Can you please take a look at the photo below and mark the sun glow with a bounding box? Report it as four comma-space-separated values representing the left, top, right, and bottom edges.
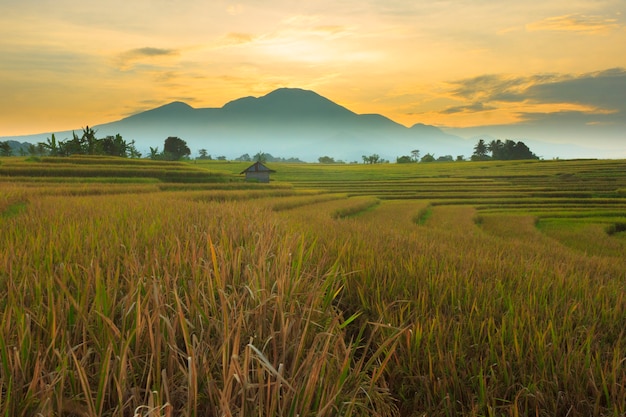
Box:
0, 0, 624, 145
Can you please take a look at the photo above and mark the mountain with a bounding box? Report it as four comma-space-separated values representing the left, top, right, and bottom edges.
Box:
1, 88, 470, 161
222, 88, 357, 121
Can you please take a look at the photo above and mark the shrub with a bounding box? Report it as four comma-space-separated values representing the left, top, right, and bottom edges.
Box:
606, 222, 626, 235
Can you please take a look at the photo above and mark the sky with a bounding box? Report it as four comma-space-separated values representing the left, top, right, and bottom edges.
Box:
1, 0, 625, 154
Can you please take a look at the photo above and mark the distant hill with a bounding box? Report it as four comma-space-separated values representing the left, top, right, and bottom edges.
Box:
1, 88, 470, 161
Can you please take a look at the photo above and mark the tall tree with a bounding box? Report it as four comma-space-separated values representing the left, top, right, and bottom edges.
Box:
254, 151, 268, 163
487, 140, 503, 159
420, 153, 436, 162
163, 137, 190, 160
472, 139, 489, 160
101, 134, 128, 157
197, 149, 211, 160
362, 154, 381, 164
63, 131, 84, 155
149, 147, 160, 160
82, 126, 98, 155
127, 140, 142, 158
0, 141, 12, 157
41, 134, 59, 156
511, 141, 538, 160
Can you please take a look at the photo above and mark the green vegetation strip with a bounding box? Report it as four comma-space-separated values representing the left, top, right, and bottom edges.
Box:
332, 197, 381, 218
1, 201, 27, 218
413, 205, 433, 225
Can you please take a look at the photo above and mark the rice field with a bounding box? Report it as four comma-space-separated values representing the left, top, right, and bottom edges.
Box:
0, 156, 625, 416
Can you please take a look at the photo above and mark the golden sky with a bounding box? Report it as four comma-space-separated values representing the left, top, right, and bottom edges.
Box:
1, 0, 625, 137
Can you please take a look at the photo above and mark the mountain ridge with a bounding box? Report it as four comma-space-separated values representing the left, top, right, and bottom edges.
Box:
3, 87, 622, 160
3, 88, 469, 161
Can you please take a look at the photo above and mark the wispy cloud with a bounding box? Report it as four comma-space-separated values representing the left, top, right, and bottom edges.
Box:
117, 47, 180, 70
219, 32, 257, 46
444, 68, 626, 124
524, 68, 626, 118
526, 13, 621, 34
120, 47, 179, 61
127, 47, 178, 58
449, 74, 531, 101
441, 102, 496, 114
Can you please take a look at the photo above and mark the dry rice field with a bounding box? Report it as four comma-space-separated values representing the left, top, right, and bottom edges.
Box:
1, 156, 625, 416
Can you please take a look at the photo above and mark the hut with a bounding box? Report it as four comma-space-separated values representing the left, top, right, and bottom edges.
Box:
240, 161, 276, 183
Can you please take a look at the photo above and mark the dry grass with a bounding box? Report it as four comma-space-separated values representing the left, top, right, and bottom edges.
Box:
274, 201, 626, 416
0, 193, 401, 416
1, 157, 625, 416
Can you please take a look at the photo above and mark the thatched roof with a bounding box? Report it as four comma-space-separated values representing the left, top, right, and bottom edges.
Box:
240, 161, 276, 174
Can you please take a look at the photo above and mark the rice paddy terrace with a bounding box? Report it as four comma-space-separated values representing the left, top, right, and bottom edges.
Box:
1, 155, 625, 416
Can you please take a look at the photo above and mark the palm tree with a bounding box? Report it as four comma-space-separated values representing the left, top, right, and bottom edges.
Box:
42, 134, 59, 156
487, 139, 503, 159
473, 139, 488, 159
149, 146, 160, 160
82, 126, 98, 155
254, 151, 267, 163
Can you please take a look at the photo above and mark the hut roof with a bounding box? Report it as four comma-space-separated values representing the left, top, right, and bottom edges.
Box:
240, 161, 276, 174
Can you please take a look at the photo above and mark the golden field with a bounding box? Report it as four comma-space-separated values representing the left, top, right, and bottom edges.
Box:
0, 156, 625, 416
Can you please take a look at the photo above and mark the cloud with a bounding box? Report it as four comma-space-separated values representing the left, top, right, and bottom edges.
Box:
122, 47, 179, 59
448, 73, 570, 103
450, 74, 529, 101
441, 102, 496, 114
526, 13, 621, 34
220, 32, 257, 45
445, 68, 626, 125
117, 47, 180, 70
516, 110, 615, 126
524, 68, 626, 115
127, 46, 178, 57
0, 48, 96, 77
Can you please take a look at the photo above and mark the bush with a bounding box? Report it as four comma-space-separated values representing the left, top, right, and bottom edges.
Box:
606, 222, 626, 235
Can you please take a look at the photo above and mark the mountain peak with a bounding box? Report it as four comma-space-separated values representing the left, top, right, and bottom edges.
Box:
222, 87, 356, 119
161, 101, 193, 109
264, 87, 322, 99
120, 101, 194, 122
155, 101, 194, 111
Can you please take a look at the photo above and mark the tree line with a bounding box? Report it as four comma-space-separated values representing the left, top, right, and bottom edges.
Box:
2, 132, 540, 163
395, 150, 464, 163
385, 140, 537, 164
0, 128, 197, 161
0, 131, 307, 163
471, 139, 538, 161
12, 127, 144, 158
